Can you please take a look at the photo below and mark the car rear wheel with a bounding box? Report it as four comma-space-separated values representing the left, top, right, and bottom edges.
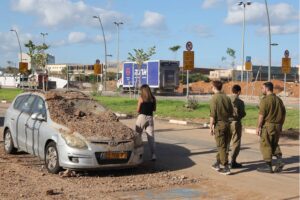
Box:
4, 129, 17, 154
45, 142, 61, 174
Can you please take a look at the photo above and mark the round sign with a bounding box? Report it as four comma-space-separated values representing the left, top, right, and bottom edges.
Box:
284, 50, 289, 58
186, 41, 193, 51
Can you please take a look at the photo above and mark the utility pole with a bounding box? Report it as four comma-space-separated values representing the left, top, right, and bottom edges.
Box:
238, 1, 251, 82
264, 0, 272, 81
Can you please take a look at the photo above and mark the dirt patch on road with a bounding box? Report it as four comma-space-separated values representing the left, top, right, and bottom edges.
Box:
45, 90, 135, 140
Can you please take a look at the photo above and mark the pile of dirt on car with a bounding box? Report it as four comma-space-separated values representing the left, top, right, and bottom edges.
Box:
45, 90, 135, 140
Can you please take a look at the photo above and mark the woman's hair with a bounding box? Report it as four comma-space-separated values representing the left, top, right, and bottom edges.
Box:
140, 84, 155, 102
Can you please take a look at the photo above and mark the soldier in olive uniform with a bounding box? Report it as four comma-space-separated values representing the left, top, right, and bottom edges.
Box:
256, 82, 286, 173
210, 81, 233, 175
230, 85, 246, 168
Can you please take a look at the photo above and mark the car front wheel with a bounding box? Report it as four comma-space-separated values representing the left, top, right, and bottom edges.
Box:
45, 142, 61, 174
4, 129, 17, 154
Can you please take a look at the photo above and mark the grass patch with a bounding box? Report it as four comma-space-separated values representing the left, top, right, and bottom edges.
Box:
95, 96, 299, 130
0, 88, 23, 102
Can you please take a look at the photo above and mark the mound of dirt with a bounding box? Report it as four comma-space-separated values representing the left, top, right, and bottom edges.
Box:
177, 80, 299, 97
45, 90, 135, 140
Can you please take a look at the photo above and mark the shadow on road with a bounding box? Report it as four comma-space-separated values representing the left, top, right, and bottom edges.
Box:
155, 127, 201, 133
83, 141, 197, 177
0, 117, 4, 127
231, 155, 300, 175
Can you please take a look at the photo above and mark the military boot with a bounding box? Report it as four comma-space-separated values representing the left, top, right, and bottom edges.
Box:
211, 161, 220, 171
274, 156, 285, 173
257, 162, 273, 173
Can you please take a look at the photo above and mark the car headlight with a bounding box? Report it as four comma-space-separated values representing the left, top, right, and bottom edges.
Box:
61, 133, 88, 149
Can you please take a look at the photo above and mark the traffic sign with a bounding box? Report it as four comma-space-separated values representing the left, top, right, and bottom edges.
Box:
245, 62, 252, 71
94, 63, 102, 74
281, 58, 291, 74
284, 50, 289, 58
186, 41, 193, 51
19, 62, 28, 74
183, 51, 194, 70
245, 56, 252, 71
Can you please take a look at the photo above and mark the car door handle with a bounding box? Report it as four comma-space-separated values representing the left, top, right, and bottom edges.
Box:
10, 118, 15, 121
25, 124, 29, 128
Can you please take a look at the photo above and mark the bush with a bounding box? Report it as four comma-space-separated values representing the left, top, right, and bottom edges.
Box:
180, 73, 209, 84
185, 97, 199, 110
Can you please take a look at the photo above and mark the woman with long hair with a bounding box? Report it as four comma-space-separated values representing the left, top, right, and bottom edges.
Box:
136, 84, 157, 161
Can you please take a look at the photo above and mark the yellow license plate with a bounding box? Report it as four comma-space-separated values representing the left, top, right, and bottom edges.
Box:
103, 152, 128, 159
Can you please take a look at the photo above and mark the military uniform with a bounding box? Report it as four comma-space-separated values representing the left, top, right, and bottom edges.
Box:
230, 95, 246, 163
259, 93, 285, 163
210, 92, 233, 166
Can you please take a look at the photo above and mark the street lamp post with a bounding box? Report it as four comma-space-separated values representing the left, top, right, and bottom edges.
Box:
238, 1, 251, 82
114, 21, 123, 85
10, 29, 22, 63
93, 15, 107, 90
264, 0, 272, 81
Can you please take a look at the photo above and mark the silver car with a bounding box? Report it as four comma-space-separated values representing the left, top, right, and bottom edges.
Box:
3, 91, 143, 173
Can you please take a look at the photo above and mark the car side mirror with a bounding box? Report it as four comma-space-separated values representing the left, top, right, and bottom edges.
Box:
31, 113, 46, 121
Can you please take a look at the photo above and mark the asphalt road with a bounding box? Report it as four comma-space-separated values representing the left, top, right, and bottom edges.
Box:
120, 118, 300, 199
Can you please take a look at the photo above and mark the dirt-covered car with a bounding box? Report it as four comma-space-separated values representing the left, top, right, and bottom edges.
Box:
3, 90, 143, 173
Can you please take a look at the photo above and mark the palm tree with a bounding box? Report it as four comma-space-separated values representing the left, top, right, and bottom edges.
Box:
169, 45, 181, 60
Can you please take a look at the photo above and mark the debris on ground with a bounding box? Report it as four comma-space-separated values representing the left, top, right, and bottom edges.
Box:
45, 90, 135, 140
59, 169, 78, 178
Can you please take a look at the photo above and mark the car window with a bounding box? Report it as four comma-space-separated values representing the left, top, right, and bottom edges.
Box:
13, 95, 29, 110
20, 95, 36, 114
32, 96, 47, 118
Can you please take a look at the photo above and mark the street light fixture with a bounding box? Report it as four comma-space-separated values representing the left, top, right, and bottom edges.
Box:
40, 32, 48, 44
113, 21, 123, 83
93, 15, 107, 90
238, 1, 251, 82
10, 29, 22, 63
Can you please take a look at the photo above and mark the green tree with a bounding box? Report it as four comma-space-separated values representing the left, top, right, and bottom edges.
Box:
128, 46, 156, 93
24, 40, 49, 72
226, 48, 236, 68
169, 45, 181, 60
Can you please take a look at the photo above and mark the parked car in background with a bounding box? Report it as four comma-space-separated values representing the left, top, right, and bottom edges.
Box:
3, 91, 144, 174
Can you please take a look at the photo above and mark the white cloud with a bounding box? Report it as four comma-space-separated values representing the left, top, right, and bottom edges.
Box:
258, 25, 299, 35
189, 25, 213, 37
140, 11, 167, 30
68, 32, 87, 43
225, 2, 299, 26
224, 2, 299, 36
202, 0, 223, 9
0, 30, 34, 66
11, 0, 127, 29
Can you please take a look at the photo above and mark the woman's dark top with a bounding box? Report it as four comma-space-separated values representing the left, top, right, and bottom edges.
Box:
139, 99, 156, 116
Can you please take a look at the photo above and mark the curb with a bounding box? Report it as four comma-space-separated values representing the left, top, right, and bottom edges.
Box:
114, 113, 133, 120
169, 119, 187, 125
244, 128, 256, 135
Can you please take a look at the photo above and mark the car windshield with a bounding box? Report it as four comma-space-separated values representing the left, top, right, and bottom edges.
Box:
45, 90, 135, 140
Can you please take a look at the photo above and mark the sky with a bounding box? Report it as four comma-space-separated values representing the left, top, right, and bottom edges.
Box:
0, 0, 299, 69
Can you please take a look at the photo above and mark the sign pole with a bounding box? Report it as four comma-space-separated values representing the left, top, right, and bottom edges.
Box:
246, 71, 249, 99
284, 73, 286, 100
186, 70, 189, 99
